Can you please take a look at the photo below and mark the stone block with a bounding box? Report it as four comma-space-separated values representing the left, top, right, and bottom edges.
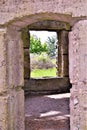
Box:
24, 77, 70, 94
15, 89, 25, 130
0, 96, 9, 130
58, 31, 69, 54
70, 86, 87, 130
6, 28, 24, 87
9, 88, 25, 130
24, 49, 30, 79
78, 90, 87, 130
21, 28, 30, 48
62, 55, 69, 77
0, 28, 7, 93
69, 20, 87, 84
29, 20, 70, 30
70, 89, 80, 130
57, 31, 69, 77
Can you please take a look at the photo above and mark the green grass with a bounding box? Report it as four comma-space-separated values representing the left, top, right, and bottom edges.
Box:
31, 68, 56, 78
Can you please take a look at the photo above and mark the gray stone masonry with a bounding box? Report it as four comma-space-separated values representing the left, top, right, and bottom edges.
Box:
0, 0, 87, 130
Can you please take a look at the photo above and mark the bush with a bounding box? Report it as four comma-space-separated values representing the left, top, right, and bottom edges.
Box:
30, 53, 56, 70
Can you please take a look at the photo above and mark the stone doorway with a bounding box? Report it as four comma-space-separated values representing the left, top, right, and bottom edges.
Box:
0, 9, 87, 129
21, 20, 71, 130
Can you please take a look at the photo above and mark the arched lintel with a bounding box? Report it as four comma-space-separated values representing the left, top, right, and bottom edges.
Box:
5, 12, 81, 31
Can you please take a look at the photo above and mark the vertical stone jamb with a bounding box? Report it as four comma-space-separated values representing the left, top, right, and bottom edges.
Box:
21, 28, 30, 79
6, 26, 25, 130
69, 20, 87, 130
57, 30, 69, 77
0, 28, 9, 130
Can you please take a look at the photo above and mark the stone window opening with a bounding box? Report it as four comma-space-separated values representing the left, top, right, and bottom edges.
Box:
22, 20, 71, 95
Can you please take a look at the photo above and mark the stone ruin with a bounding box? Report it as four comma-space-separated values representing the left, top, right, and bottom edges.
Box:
0, 0, 87, 130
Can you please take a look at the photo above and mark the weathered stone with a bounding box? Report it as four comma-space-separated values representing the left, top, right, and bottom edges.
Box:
8, 89, 25, 130
70, 88, 87, 130
0, 96, 9, 130
23, 77, 70, 94
0, 1, 87, 130
69, 20, 87, 130
0, 0, 87, 27
29, 20, 70, 31
21, 28, 30, 48
22, 28, 30, 79
0, 28, 7, 94
6, 27, 24, 87
69, 20, 87, 84
70, 89, 80, 130
24, 49, 30, 79
59, 31, 69, 54
62, 55, 69, 77
57, 31, 69, 77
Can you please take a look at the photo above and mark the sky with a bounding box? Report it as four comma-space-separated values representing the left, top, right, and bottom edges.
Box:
30, 31, 57, 44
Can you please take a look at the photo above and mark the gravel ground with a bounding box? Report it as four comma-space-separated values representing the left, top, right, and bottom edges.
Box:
25, 93, 70, 130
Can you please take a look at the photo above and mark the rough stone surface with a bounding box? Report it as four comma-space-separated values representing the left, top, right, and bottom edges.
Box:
0, 96, 9, 130
0, 1, 87, 130
28, 20, 70, 31
0, 27, 25, 130
0, 28, 7, 94
6, 27, 24, 87
24, 49, 30, 79
22, 28, 30, 79
8, 89, 25, 130
69, 20, 87, 84
0, 0, 87, 27
24, 77, 70, 95
57, 31, 69, 77
69, 20, 87, 130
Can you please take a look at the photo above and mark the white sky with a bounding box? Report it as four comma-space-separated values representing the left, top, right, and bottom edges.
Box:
30, 31, 57, 44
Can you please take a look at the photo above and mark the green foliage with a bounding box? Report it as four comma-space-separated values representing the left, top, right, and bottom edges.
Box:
46, 36, 57, 57
30, 35, 48, 54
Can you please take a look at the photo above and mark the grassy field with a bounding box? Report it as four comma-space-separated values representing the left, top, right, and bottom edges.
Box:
31, 68, 56, 78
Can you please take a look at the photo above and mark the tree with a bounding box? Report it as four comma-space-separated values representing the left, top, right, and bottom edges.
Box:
30, 35, 48, 54
46, 36, 57, 57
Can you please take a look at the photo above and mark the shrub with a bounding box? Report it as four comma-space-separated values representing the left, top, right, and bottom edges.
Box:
30, 53, 56, 70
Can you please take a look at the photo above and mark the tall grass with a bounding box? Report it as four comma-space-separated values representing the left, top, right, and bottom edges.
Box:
31, 68, 56, 78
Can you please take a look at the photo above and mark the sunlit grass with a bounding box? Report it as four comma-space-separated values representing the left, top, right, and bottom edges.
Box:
31, 68, 56, 78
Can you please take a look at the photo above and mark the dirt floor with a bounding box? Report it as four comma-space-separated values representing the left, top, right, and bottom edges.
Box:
25, 93, 70, 130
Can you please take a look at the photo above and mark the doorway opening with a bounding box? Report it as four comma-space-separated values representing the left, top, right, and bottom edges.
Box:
21, 20, 71, 130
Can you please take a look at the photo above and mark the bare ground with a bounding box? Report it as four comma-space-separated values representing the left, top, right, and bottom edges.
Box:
25, 93, 70, 130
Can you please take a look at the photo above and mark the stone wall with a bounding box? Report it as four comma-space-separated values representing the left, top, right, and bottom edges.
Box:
24, 77, 70, 95
69, 20, 87, 130
57, 30, 69, 77
0, 0, 87, 130
0, 27, 25, 130
0, 0, 87, 27
21, 28, 30, 79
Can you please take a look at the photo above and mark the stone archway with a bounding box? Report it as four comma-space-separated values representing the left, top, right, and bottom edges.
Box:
0, 4, 87, 129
